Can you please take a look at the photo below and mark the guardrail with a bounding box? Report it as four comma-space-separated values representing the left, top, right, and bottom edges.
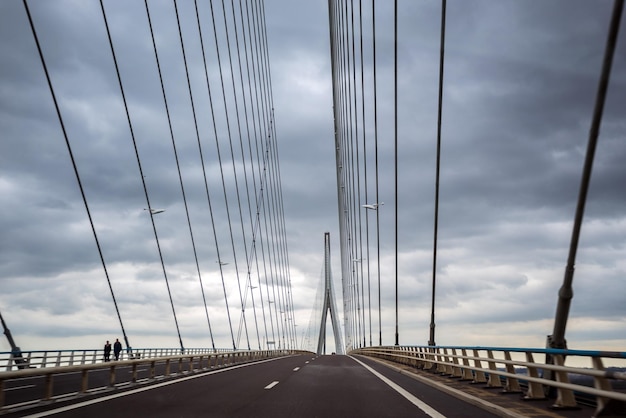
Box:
351, 345, 626, 417
0, 349, 309, 412
0, 347, 235, 371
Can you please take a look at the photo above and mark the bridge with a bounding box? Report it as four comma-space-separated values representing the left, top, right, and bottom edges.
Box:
1, 0, 625, 416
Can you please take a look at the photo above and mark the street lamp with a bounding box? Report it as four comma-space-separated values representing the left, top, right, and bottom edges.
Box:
362, 202, 384, 210
144, 208, 165, 214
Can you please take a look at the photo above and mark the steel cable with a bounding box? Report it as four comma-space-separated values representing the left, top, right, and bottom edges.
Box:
172, 0, 217, 350
231, 0, 266, 350
429, 0, 447, 347
217, 0, 253, 350
193, 0, 237, 351
249, 0, 283, 347
358, 0, 372, 348
23, 0, 134, 355
241, 0, 272, 349
207, 0, 250, 350
393, 0, 399, 347
371, 0, 382, 347
255, 0, 292, 348
144, 0, 199, 353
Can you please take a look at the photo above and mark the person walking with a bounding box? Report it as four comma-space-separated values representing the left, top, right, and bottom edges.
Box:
104, 340, 112, 362
113, 338, 122, 361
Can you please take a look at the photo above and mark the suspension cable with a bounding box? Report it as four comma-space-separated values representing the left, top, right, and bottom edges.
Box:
240, 0, 271, 349
258, 0, 294, 348
254, 0, 284, 347
172, 0, 216, 350
243, 0, 275, 347
247, 0, 279, 347
231, 0, 264, 350
253, 0, 286, 348
23, 0, 133, 354
550, 0, 624, 349
350, 0, 367, 349
429, 0, 447, 347
143, 0, 192, 353
97, 0, 136, 355
217, 0, 253, 351
193, 0, 237, 351
208, 0, 250, 350
358, 0, 372, 348
393, 0, 399, 347
369, 0, 382, 347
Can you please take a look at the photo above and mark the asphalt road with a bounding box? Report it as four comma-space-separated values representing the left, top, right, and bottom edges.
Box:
7, 354, 500, 417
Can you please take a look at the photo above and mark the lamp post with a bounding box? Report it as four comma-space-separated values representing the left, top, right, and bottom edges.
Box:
144, 208, 165, 214
362, 202, 384, 210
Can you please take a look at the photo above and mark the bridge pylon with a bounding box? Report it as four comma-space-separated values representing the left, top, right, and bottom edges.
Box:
316, 232, 344, 355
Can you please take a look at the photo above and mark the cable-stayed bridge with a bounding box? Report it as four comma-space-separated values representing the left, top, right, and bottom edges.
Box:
1, 0, 625, 416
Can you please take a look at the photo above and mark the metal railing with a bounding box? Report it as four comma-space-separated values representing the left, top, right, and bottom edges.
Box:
351, 345, 626, 417
0, 347, 235, 371
0, 349, 309, 411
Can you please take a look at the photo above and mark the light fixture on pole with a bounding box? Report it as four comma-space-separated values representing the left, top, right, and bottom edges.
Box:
144, 208, 165, 214
362, 202, 384, 210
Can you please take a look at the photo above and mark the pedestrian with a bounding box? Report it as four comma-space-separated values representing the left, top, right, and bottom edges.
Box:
104, 340, 112, 362
113, 338, 122, 361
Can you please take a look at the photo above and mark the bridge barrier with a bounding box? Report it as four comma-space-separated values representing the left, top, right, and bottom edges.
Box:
0, 347, 236, 371
351, 345, 626, 417
0, 349, 310, 411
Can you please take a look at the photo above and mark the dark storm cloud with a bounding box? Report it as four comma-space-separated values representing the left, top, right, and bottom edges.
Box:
0, 0, 624, 352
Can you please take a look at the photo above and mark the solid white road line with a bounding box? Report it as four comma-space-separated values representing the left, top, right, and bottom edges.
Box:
5, 384, 36, 391
350, 356, 446, 418
264, 381, 279, 389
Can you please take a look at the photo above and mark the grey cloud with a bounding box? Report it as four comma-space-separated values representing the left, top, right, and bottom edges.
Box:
1, 0, 624, 352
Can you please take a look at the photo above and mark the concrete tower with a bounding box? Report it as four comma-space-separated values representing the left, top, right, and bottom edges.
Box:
316, 232, 344, 355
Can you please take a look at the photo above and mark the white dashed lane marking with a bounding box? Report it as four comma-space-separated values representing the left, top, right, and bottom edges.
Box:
264, 381, 279, 389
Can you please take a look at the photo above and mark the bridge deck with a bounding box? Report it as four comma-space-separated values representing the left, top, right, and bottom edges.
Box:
4, 354, 603, 417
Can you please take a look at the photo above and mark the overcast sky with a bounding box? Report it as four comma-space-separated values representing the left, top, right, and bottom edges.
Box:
1, 0, 624, 354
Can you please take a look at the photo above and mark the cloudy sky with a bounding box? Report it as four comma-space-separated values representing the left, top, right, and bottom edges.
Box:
1, 0, 624, 355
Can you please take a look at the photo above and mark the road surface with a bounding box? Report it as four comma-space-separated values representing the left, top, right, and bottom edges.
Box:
7, 354, 502, 417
